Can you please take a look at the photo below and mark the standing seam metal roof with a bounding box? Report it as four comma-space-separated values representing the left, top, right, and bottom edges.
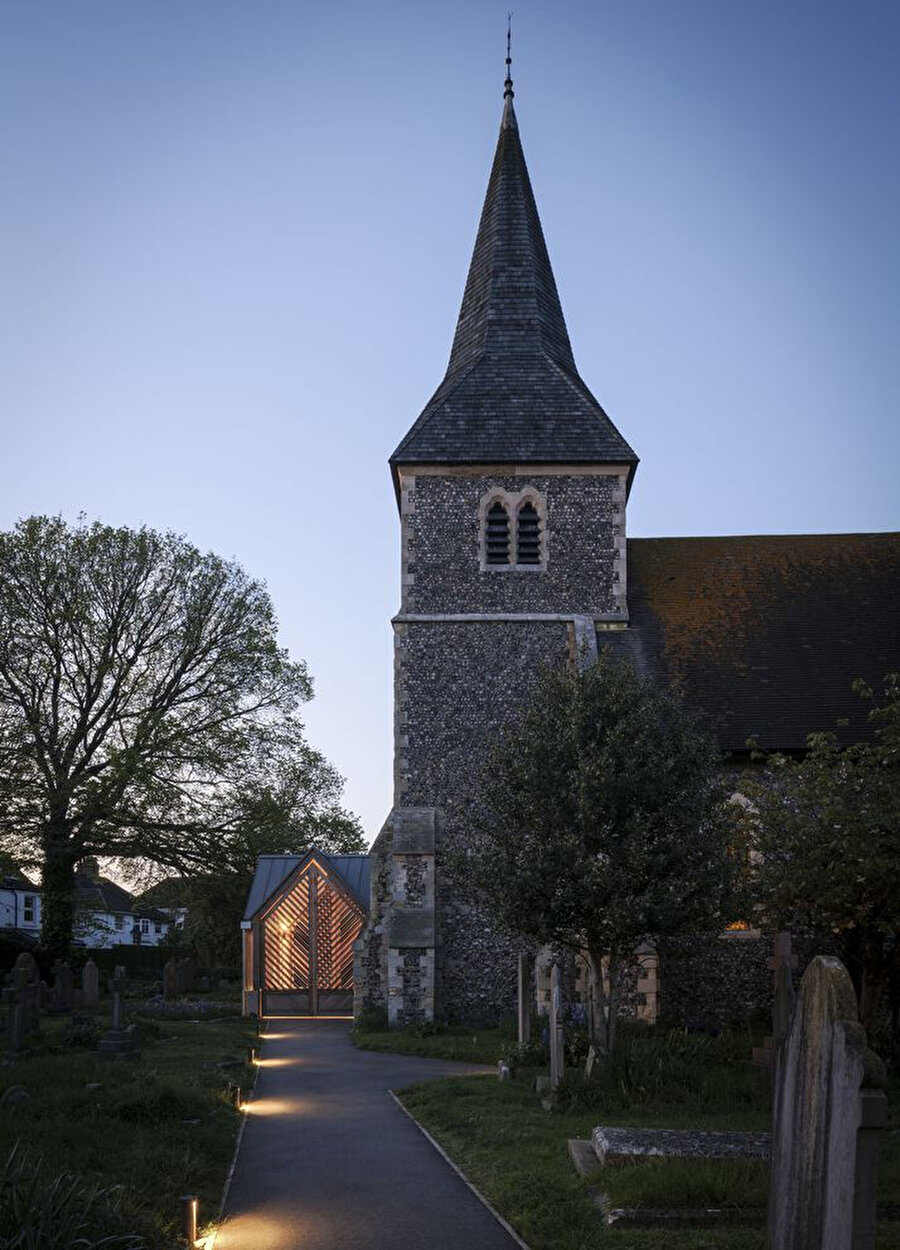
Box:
242, 853, 370, 921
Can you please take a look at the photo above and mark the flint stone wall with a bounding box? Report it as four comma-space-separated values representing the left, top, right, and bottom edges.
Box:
657, 933, 840, 1029
402, 474, 624, 616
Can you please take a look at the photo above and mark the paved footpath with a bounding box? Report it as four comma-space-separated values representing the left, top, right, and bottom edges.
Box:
215, 1019, 520, 1250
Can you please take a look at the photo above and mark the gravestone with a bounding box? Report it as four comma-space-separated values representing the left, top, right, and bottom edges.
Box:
768, 955, 887, 1250
549, 963, 565, 1089
49, 961, 74, 1015
82, 959, 100, 1008
98, 971, 139, 1059
2, 968, 31, 1056
754, 931, 799, 1069
163, 959, 178, 1002
14, 954, 40, 1034
176, 956, 196, 995
517, 952, 532, 1046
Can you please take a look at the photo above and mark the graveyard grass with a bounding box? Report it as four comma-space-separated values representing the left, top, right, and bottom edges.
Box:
0, 1003, 254, 1247
396, 1025, 900, 1250
354, 1022, 508, 1064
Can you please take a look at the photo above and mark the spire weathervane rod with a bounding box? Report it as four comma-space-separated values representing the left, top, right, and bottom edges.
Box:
504, 13, 514, 99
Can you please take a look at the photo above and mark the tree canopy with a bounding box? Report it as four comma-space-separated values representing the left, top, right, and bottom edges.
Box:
0, 515, 339, 956
741, 674, 900, 1030
464, 651, 739, 1055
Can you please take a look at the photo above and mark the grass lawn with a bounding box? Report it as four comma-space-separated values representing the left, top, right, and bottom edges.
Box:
395, 1026, 900, 1250
354, 1024, 508, 1064
0, 1002, 255, 1247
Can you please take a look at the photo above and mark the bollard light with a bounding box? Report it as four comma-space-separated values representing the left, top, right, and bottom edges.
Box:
232, 1083, 243, 1111
248, 1045, 258, 1065
180, 1194, 198, 1247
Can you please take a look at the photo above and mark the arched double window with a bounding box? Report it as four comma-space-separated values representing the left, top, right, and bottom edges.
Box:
481, 491, 546, 570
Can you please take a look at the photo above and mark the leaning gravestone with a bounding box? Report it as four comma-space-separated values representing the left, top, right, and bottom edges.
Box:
768, 955, 887, 1250
82, 959, 100, 1008
163, 959, 178, 1002
176, 956, 196, 995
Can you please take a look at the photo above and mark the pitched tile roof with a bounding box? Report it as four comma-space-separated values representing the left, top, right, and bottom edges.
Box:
390, 91, 637, 487
607, 533, 900, 753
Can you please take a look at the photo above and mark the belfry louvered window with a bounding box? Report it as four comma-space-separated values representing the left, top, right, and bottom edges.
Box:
516, 502, 541, 564
485, 501, 510, 564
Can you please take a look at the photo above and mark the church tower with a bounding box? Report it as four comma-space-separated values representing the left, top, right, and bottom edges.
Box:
356, 70, 638, 1025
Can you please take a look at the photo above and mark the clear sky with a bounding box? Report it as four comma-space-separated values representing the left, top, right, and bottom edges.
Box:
1, 1, 898, 843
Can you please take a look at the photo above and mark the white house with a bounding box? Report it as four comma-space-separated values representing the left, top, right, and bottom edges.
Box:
0, 874, 41, 941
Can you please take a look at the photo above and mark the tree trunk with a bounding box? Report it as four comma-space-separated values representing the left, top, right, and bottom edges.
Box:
585, 944, 623, 1059
40, 831, 77, 960
841, 926, 888, 1033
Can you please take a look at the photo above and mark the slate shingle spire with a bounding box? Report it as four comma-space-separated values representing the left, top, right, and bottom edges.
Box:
390, 70, 638, 491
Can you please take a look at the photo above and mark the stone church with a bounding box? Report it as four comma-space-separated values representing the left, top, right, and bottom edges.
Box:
243, 73, 898, 1026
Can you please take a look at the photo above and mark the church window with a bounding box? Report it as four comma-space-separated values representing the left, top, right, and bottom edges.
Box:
516, 501, 541, 564
485, 501, 510, 564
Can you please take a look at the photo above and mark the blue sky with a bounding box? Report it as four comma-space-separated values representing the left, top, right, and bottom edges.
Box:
1, 1, 897, 841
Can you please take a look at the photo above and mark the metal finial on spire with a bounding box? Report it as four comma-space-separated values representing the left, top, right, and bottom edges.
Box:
504, 13, 514, 99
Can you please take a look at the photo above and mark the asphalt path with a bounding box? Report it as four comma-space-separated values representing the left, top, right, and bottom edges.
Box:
215, 1018, 520, 1250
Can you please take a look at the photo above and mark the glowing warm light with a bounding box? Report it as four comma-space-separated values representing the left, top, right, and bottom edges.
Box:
256, 1056, 297, 1068
243, 1097, 308, 1116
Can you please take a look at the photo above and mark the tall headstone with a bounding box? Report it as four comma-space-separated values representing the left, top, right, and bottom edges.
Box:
98, 970, 138, 1059
49, 961, 74, 1015
549, 963, 565, 1089
754, 930, 800, 1068
14, 954, 40, 1033
517, 952, 532, 1047
768, 955, 887, 1250
82, 959, 100, 1008
163, 959, 178, 1002
176, 956, 196, 995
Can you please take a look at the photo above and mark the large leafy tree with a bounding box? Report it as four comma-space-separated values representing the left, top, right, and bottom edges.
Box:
163, 742, 365, 969
0, 515, 315, 957
742, 675, 900, 1030
465, 651, 739, 1057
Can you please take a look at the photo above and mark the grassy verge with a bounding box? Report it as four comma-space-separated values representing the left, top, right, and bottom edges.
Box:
354, 1024, 508, 1064
0, 1005, 254, 1247
396, 1025, 900, 1250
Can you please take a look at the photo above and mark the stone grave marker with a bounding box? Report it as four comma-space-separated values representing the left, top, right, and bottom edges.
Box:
163, 959, 178, 1002
517, 952, 532, 1046
14, 954, 40, 1034
49, 961, 74, 1015
2, 967, 31, 1056
98, 970, 139, 1059
82, 959, 100, 1008
753, 930, 799, 1069
176, 956, 196, 995
549, 962, 565, 1089
768, 955, 887, 1250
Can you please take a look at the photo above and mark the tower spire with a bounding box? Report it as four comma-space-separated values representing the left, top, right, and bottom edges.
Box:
504, 14, 514, 99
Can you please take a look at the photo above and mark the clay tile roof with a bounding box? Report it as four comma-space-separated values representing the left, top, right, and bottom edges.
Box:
390, 93, 637, 488
608, 533, 900, 753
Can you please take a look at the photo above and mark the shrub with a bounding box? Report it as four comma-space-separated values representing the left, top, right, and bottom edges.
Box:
0, 1144, 144, 1248
354, 1007, 389, 1032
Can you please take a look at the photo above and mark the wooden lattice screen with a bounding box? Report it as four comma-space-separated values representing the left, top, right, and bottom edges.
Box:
261, 858, 362, 1014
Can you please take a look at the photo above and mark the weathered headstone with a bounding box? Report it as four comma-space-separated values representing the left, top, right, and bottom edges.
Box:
163, 959, 178, 1002
2, 970, 29, 1056
176, 956, 196, 995
549, 962, 565, 1089
754, 931, 799, 1068
517, 952, 532, 1046
768, 955, 887, 1250
82, 959, 100, 1008
13, 954, 40, 1034
98, 971, 139, 1059
49, 961, 74, 1015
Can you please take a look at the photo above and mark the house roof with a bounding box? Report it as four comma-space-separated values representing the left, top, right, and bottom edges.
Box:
74, 873, 135, 915
390, 88, 637, 491
607, 532, 900, 753
0, 874, 37, 892
243, 853, 370, 921
137, 877, 189, 909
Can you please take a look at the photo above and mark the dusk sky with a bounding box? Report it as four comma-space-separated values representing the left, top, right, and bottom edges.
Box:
2, 1, 898, 842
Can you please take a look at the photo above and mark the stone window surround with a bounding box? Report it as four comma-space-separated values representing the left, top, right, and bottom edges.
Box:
478, 486, 548, 573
